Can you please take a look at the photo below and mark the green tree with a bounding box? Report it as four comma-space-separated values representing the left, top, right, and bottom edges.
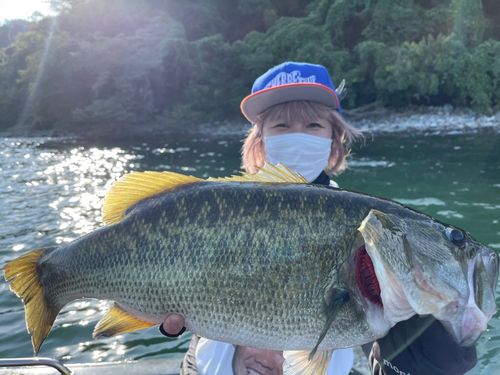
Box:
452, 0, 485, 46
1, 0, 499, 134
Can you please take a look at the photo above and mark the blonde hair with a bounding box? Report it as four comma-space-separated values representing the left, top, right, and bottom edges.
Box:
241, 101, 362, 175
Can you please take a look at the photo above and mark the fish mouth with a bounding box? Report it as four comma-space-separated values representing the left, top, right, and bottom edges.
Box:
438, 252, 497, 346
440, 299, 490, 346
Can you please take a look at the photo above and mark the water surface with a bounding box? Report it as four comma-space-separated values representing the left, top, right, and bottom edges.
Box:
0, 132, 498, 373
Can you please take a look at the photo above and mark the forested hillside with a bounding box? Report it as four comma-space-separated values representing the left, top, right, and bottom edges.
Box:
0, 0, 499, 134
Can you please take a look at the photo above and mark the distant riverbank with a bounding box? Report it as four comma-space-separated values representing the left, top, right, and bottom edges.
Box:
1, 105, 500, 141
156, 105, 500, 138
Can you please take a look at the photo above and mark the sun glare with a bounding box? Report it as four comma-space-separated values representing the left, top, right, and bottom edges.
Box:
0, 0, 54, 22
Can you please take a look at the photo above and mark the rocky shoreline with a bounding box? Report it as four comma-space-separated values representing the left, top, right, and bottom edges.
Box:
177, 105, 500, 138
346, 105, 500, 135
1, 106, 499, 140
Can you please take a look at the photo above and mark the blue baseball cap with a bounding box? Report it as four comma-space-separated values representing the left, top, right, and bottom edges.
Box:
240, 61, 341, 123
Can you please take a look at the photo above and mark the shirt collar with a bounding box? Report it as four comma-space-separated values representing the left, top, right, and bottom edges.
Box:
312, 171, 331, 186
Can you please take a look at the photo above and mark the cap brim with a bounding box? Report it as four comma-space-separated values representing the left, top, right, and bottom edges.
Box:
240, 83, 340, 123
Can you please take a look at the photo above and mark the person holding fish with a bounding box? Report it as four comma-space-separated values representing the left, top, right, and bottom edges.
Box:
160, 62, 479, 375
6, 62, 493, 375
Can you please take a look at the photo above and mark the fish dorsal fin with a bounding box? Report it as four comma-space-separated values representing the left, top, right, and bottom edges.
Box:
283, 350, 333, 375
103, 163, 304, 225
102, 171, 202, 224
208, 162, 307, 184
93, 303, 155, 338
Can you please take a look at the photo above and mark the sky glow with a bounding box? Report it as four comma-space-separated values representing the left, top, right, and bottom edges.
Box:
0, 0, 53, 22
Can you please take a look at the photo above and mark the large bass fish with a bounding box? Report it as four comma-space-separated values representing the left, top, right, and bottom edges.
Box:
4, 164, 498, 374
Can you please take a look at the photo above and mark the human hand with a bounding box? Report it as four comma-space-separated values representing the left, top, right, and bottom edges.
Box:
159, 313, 186, 337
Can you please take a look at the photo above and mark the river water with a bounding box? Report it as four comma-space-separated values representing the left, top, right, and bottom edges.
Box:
0, 131, 499, 373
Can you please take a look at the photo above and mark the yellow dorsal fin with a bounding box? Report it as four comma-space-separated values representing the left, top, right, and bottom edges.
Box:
283, 350, 333, 375
103, 163, 305, 225
208, 162, 307, 184
102, 171, 202, 224
93, 303, 156, 338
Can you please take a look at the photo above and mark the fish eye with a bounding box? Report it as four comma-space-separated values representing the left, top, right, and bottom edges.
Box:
445, 227, 466, 247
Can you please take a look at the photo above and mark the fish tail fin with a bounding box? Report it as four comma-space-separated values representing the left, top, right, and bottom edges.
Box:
3, 247, 61, 353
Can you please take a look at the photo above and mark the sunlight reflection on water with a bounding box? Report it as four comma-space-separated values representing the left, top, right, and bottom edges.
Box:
39, 147, 138, 240
0, 139, 150, 363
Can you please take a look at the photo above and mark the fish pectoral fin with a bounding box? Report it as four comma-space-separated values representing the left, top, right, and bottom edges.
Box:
208, 162, 307, 184
283, 350, 333, 375
102, 171, 202, 224
298, 288, 349, 367
93, 303, 156, 338
308, 288, 350, 359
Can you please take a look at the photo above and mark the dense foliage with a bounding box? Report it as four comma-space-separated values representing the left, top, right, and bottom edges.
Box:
0, 0, 499, 134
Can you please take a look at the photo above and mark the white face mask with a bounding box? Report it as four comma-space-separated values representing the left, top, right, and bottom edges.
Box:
264, 133, 332, 182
